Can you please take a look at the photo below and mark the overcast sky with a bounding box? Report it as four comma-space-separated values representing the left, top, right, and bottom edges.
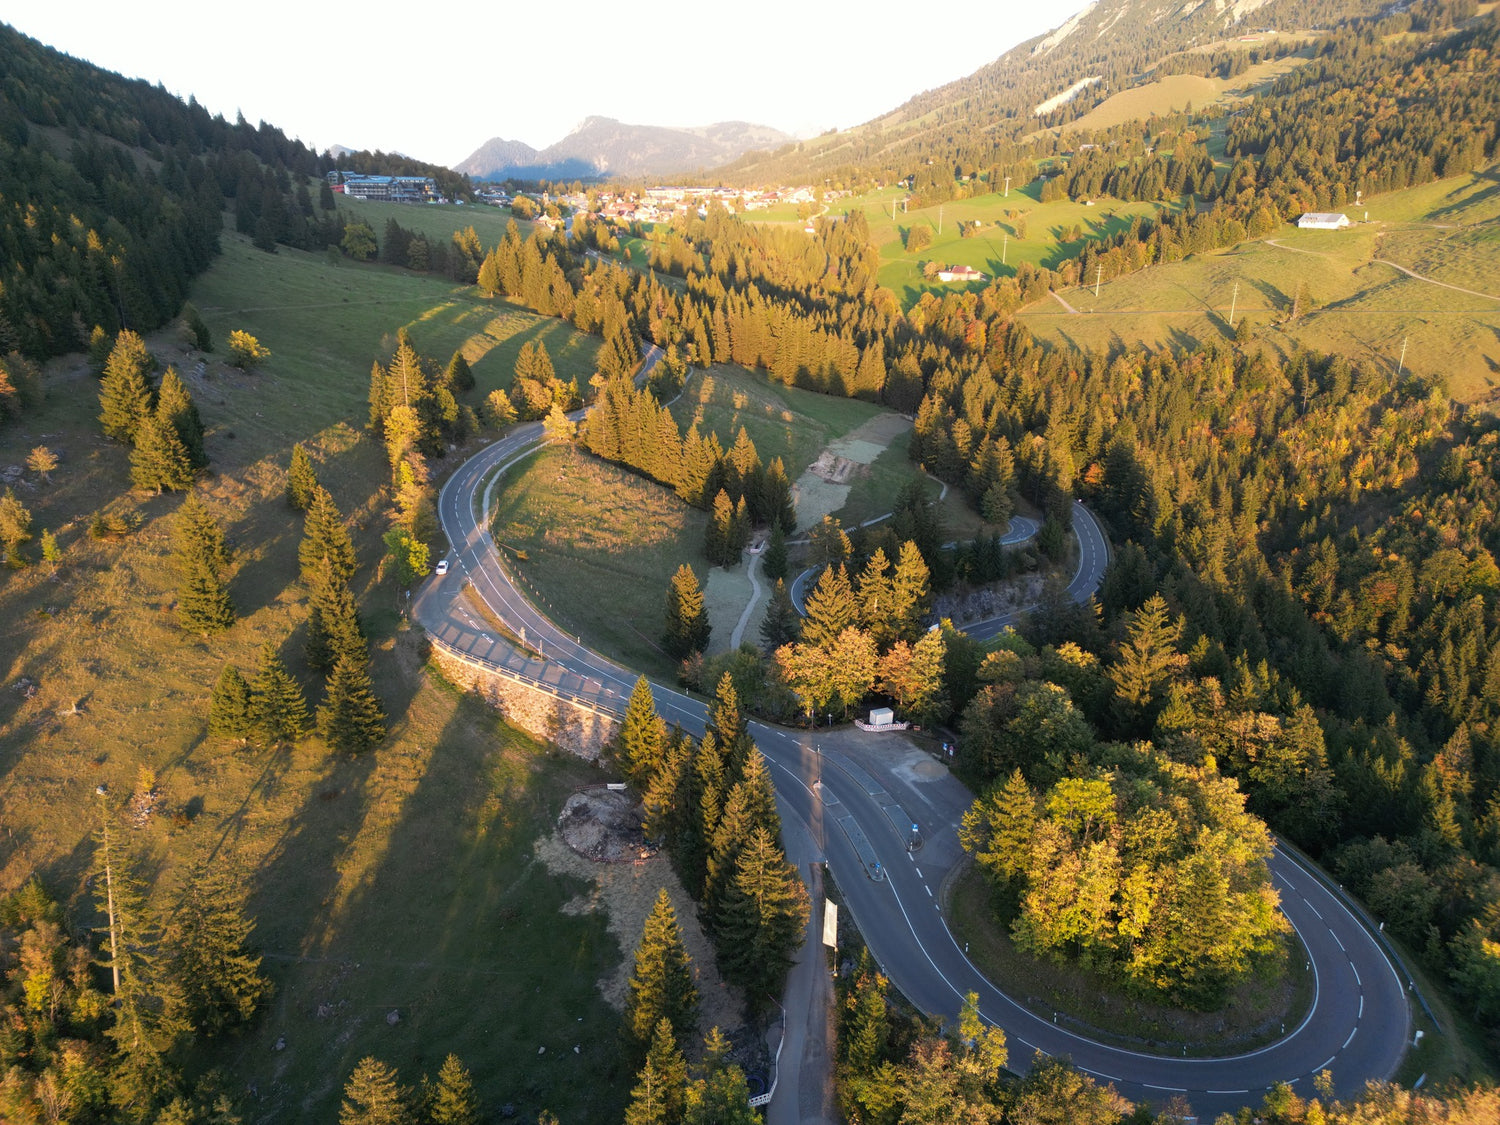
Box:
3, 1, 1091, 167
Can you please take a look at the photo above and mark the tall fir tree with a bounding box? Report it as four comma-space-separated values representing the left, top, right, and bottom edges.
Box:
130, 409, 195, 493
760, 579, 801, 652
802, 565, 857, 649
663, 564, 711, 660
249, 643, 309, 745
286, 443, 319, 510
425, 1054, 480, 1125
444, 351, 476, 395
98, 329, 155, 444
626, 889, 700, 1049
306, 558, 368, 674
208, 665, 254, 743
172, 493, 235, 633
626, 1019, 689, 1125
156, 367, 206, 469
299, 485, 357, 586
705, 489, 735, 566
615, 677, 668, 786
762, 522, 788, 582
713, 827, 809, 1013
164, 854, 270, 1035
340, 1057, 413, 1125
318, 655, 387, 754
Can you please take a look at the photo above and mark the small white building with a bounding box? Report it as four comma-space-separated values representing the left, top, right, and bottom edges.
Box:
937, 265, 987, 283
869, 707, 894, 727
1297, 212, 1351, 230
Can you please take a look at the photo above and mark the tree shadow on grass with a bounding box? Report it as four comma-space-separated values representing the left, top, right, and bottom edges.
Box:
238, 684, 631, 1124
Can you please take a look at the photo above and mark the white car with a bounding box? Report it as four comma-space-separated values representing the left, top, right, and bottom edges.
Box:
435, 559, 449, 576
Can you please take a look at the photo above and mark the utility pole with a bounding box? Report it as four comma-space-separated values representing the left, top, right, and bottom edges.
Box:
1398, 335, 1408, 376
1002, 233, 1008, 267
938, 205, 943, 236
1004, 175, 1011, 198
97, 785, 120, 994
1228, 280, 1239, 329
1094, 264, 1103, 298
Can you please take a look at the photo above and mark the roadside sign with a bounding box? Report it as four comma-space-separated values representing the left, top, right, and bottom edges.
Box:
822, 901, 838, 948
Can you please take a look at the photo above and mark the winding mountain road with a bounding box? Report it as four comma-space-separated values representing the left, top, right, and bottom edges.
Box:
413, 401, 1409, 1121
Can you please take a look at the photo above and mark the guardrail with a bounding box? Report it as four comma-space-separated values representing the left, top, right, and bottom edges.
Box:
748, 996, 787, 1109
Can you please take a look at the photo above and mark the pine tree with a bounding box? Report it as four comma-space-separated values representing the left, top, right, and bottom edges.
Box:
627, 1019, 689, 1125
760, 579, 801, 651
615, 677, 668, 786
445, 351, 476, 394
857, 548, 897, 646
130, 410, 195, 493
890, 540, 933, 644
426, 1054, 479, 1125
340, 1057, 413, 1125
209, 665, 254, 742
156, 367, 206, 468
762, 457, 797, 533
286, 443, 318, 510
627, 889, 700, 1049
762, 522, 788, 582
0, 487, 33, 563
98, 329, 155, 444
249, 643, 309, 745
318, 655, 387, 754
704, 489, 734, 566
306, 558, 368, 674
173, 493, 235, 633
164, 854, 270, 1034
714, 827, 809, 1013
802, 565, 857, 649
299, 485, 357, 586
181, 302, 213, 351
663, 564, 711, 660
708, 674, 754, 780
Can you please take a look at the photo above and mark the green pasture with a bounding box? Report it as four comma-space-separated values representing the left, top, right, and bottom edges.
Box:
1013, 167, 1500, 402
336, 197, 537, 247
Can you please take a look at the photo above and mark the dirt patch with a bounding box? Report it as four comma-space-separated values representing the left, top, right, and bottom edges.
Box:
557, 788, 656, 863
807, 451, 861, 485
534, 833, 745, 1041
792, 412, 912, 532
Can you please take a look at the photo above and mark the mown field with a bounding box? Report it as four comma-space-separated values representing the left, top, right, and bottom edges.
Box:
1014, 167, 1500, 402
0, 228, 631, 1122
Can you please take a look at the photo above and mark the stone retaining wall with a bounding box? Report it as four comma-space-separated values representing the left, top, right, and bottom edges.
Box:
428, 644, 618, 760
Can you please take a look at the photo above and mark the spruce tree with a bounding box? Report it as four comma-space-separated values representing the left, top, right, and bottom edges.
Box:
98, 329, 155, 444
445, 351, 476, 395
890, 540, 933, 643
705, 489, 734, 566
615, 677, 667, 786
286, 443, 318, 510
707, 674, 753, 780
130, 410, 195, 493
340, 1057, 412, 1125
626, 1019, 688, 1125
426, 1054, 479, 1125
209, 665, 254, 742
173, 493, 235, 633
760, 579, 801, 652
714, 827, 809, 1013
626, 889, 700, 1049
181, 302, 213, 351
857, 548, 897, 647
299, 485, 357, 586
164, 855, 270, 1034
802, 565, 857, 649
250, 643, 309, 745
762, 522, 788, 582
306, 558, 368, 674
663, 564, 710, 660
318, 655, 387, 754
156, 367, 206, 469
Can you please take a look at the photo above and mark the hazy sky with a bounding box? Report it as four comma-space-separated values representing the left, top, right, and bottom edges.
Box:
3, 1, 1090, 167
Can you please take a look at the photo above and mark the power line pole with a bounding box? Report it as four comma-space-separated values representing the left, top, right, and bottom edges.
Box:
1228, 280, 1239, 329
1002, 233, 1008, 267
938, 205, 943, 235
1004, 175, 1011, 198
1398, 335, 1408, 376
1094, 264, 1103, 298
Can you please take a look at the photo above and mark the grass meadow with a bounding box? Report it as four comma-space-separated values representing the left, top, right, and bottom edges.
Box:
1012, 167, 1500, 402
0, 228, 630, 1122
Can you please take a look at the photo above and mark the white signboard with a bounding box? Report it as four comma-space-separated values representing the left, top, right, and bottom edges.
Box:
822, 901, 838, 949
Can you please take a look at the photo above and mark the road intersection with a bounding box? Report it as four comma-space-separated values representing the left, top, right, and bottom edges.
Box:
413, 406, 1409, 1121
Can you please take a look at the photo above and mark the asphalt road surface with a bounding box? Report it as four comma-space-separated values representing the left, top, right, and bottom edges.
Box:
413, 411, 1409, 1122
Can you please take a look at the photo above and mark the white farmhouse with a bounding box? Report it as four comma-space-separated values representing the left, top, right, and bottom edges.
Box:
1297, 212, 1351, 230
